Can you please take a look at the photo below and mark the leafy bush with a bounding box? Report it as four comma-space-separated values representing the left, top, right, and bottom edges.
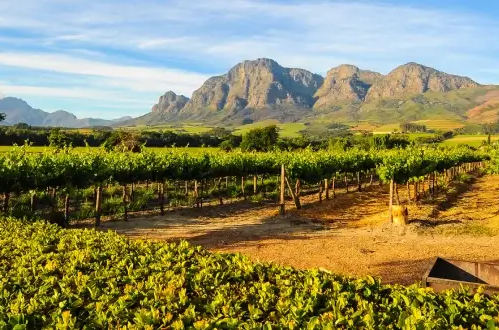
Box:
1, 219, 499, 329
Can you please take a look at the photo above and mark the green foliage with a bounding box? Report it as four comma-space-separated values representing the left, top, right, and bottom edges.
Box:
48, 128, 71, 149
400, 122, 427, 133
240, 125, 279, 151
1, 219, 499, 329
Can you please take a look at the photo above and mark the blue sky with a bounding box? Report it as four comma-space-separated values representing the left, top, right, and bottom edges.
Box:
0, 0, 498, 119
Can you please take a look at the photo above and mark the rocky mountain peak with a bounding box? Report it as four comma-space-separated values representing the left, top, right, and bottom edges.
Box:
180, 58, 323, 113
365, 62, 480, 101
314, 64, 383, 107
151, 91, 189, 114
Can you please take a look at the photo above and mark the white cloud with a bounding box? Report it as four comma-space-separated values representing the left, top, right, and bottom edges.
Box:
0, 52, 210, 96
0, 83, 147, 103
0, 0, 498, 118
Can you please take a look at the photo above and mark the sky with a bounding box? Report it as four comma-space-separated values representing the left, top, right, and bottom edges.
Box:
0, 0, 498, 119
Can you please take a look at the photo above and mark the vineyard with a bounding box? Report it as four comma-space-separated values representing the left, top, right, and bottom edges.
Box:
0, 145, 488, 226
1, 144, 499, 328
2, 219, 499, 329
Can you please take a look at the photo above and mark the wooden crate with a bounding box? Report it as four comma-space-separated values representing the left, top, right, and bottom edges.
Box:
422, 257, 499, 295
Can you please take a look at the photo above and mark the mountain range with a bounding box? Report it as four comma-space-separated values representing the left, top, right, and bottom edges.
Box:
2, 58, 498, 129
0, 97, 132, 128
128, 58, 499, 127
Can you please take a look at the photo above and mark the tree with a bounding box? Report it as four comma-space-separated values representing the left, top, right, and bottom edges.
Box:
102, 130, 142, 152
220, 134, 242, 151
240, 125, 279, 151
0, 113, 5, 122
48, 128, 71, 149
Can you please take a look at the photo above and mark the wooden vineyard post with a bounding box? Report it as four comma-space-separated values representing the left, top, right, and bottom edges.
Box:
395, 183, 400, 206
332, 176, 336, 199
389, 179, 394, 223
218, 178, 223, 205
357, 172, 361, 192
407, 182, 411, 204
30, 192, 36, 212
64, 193, 70, 228
95, 185, 102, 228
194, 180, 199, 208
225, 177, 229, 188
286, 177, 301, 209
369, 171, 374, 187
200, 180, 204, 209
123, 184, 128, 221
318, 181, 323, 203
130, 183, 135, 203
324, 178, 329, 200
279, 165, 285, 216
241, 176, 246, 200
159, 181, 165, 215
414, 181, 419, 202
295, 179, 301, 197
253, 175, 257, 195
345, 174, 349, 193
261, 175, 265, 197
184, 181, 188, 197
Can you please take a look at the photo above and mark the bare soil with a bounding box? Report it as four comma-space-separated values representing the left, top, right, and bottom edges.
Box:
97, 174, 499, 285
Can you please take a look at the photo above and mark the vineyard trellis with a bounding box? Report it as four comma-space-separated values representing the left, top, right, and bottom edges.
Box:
0, 145, 489, 226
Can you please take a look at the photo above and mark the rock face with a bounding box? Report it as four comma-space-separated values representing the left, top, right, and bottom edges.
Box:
151, 91, 189, 114
365, 62, 480, 101
314, 65, 382, 107
181, 58, 324, 113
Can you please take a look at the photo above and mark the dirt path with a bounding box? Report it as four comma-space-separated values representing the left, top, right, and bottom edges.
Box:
99, 174, 499, 285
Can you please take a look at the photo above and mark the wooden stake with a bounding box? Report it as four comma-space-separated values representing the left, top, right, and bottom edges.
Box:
332, 176, 336, 199
279, 165, 285, 216
194, 180, 199, 208
95, 185, 102, 227
345, 174, 349, 193
123, 184, 128, 221
64, 193, 70, 227
241, 176, 246, 200
407, 182, 411, 204
295, 179, 301, 197
159, 181, 165, 215
395, 182, 400, 205
253, 175, 257, 195
357, 172, 361, 192
389, 179, 394, 223
218, 178, 223, 205
30, 192, 36, 212
324, 178, 329, 200
286, 176, 301, 209
318, 181, 323, 203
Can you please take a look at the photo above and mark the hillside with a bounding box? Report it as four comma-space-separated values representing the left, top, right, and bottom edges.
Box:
129, 59, 496, 128
0, 97, 131, 128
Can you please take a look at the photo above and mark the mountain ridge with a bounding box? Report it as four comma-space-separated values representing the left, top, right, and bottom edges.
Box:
0, 97, 132, 128
134, 59, 490, 126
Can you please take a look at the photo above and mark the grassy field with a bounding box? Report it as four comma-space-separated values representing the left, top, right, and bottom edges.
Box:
372, 120, 465, 134
441, 135, 499, 147
233, 120, 306, 138
411, 119, 465, 131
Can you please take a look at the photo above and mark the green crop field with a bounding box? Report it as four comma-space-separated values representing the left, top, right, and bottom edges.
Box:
373, 120, 465, 134
411, 119, 465, 131
234, 120, 305, 138
442, 135, 499, 147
